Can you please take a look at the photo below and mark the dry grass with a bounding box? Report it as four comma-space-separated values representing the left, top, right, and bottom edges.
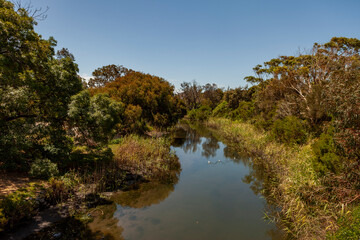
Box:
206, 118, 347, 239
111, 135, 180, 183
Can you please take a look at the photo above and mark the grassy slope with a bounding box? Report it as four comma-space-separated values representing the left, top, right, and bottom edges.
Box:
205, 118, 347, 239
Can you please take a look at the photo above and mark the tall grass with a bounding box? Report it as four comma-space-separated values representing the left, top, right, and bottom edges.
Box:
206, 118, 346, 239
111, 135, 180, 184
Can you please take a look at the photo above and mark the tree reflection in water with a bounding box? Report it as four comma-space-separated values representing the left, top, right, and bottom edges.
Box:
111, 182, 175, 208
88, 123, 285, 240
87, 203, 125, 240
173, 123, 285, 239
172, 123, 221, 159
86, 180, 177, 239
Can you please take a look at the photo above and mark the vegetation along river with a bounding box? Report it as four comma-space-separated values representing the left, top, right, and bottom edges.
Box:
89, 124, 284, 240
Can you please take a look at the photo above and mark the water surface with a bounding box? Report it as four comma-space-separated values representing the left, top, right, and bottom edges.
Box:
94, 124, 283, 240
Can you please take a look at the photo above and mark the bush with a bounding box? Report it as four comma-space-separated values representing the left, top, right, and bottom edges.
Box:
96, 166, 127, 192
270, 116, 308, 145
228, 101, 255, 121
312, 131, 341, 175
0, 208, 7, 231
212, 101, 230, 117
29, 158, 59, 180
68, 147, 114, 169
0, 188, 38, 229
188, 105, 212, 121
44, 178, 72, 204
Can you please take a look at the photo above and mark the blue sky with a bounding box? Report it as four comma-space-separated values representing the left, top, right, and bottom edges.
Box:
29, 0, 360, 89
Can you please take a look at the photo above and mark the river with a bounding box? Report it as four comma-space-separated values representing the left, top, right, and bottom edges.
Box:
88, 124, 284, 240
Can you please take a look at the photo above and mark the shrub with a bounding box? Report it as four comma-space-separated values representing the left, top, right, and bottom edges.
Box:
312, 131, 341, 175
270, 116, 308, 145
212, 101, 230, 117
96, 166, 127, 192
0, 188, 38, 228
44, 178, 72, 204
188, 105, 212, 121
0, 208, 7, 231
29, 158, 59, 180
228, 101, 255, 121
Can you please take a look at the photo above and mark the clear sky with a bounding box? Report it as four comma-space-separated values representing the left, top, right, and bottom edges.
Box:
29, 0, 360, 89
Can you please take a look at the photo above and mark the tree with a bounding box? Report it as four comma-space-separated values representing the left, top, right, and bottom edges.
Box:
202, 83, 223, 109
323, 38, 360, 160
179, 81, 203, 110
245, 37, 360, 160
90, 69, 186, 129
87, 64, 131, 88
245, 38, 360, 125
0, 0, 83, 168
68, 90, 124, 147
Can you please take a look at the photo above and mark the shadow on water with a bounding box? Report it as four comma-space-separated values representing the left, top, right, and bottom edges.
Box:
111, 182, 175, 208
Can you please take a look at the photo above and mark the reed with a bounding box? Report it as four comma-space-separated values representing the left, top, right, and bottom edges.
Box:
112, 135, 180, 184
206, 118, 346, 239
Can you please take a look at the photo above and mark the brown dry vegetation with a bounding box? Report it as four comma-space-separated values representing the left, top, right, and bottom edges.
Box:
111, 135, 180, 184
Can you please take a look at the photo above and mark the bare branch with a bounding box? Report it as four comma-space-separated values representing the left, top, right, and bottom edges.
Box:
11, 0, 49, 21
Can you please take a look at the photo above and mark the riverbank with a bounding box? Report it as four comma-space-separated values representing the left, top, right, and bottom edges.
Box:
0, 135, 179, 239
204, 118, 359, 239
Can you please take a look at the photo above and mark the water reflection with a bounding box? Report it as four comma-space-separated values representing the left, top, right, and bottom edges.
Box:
87, 123, 285, 240
111, 182, 175, 208
87, 203, 124, 240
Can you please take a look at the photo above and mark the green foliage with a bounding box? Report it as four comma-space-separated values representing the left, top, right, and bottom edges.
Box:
91, 69, 185, 129
96, 167, 126, 192
331, 206, 360, 240
212, 101, 230, 118
224, 86, 256, 109
0, 187, 38, 229
29, 158, 59, 180
311, 131, 340, 175
227, 101, 255, 121
0, 208, 6, 231
87, 64, 130, 88
68, 146, 114, 169
44, 178, 72, 204
270, 116, 308, 145
0, 1, 83, 169
188, 105, 212, 121
201, 83, 224, 109
179, 81, 203, 110
68, 90, 124, 147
